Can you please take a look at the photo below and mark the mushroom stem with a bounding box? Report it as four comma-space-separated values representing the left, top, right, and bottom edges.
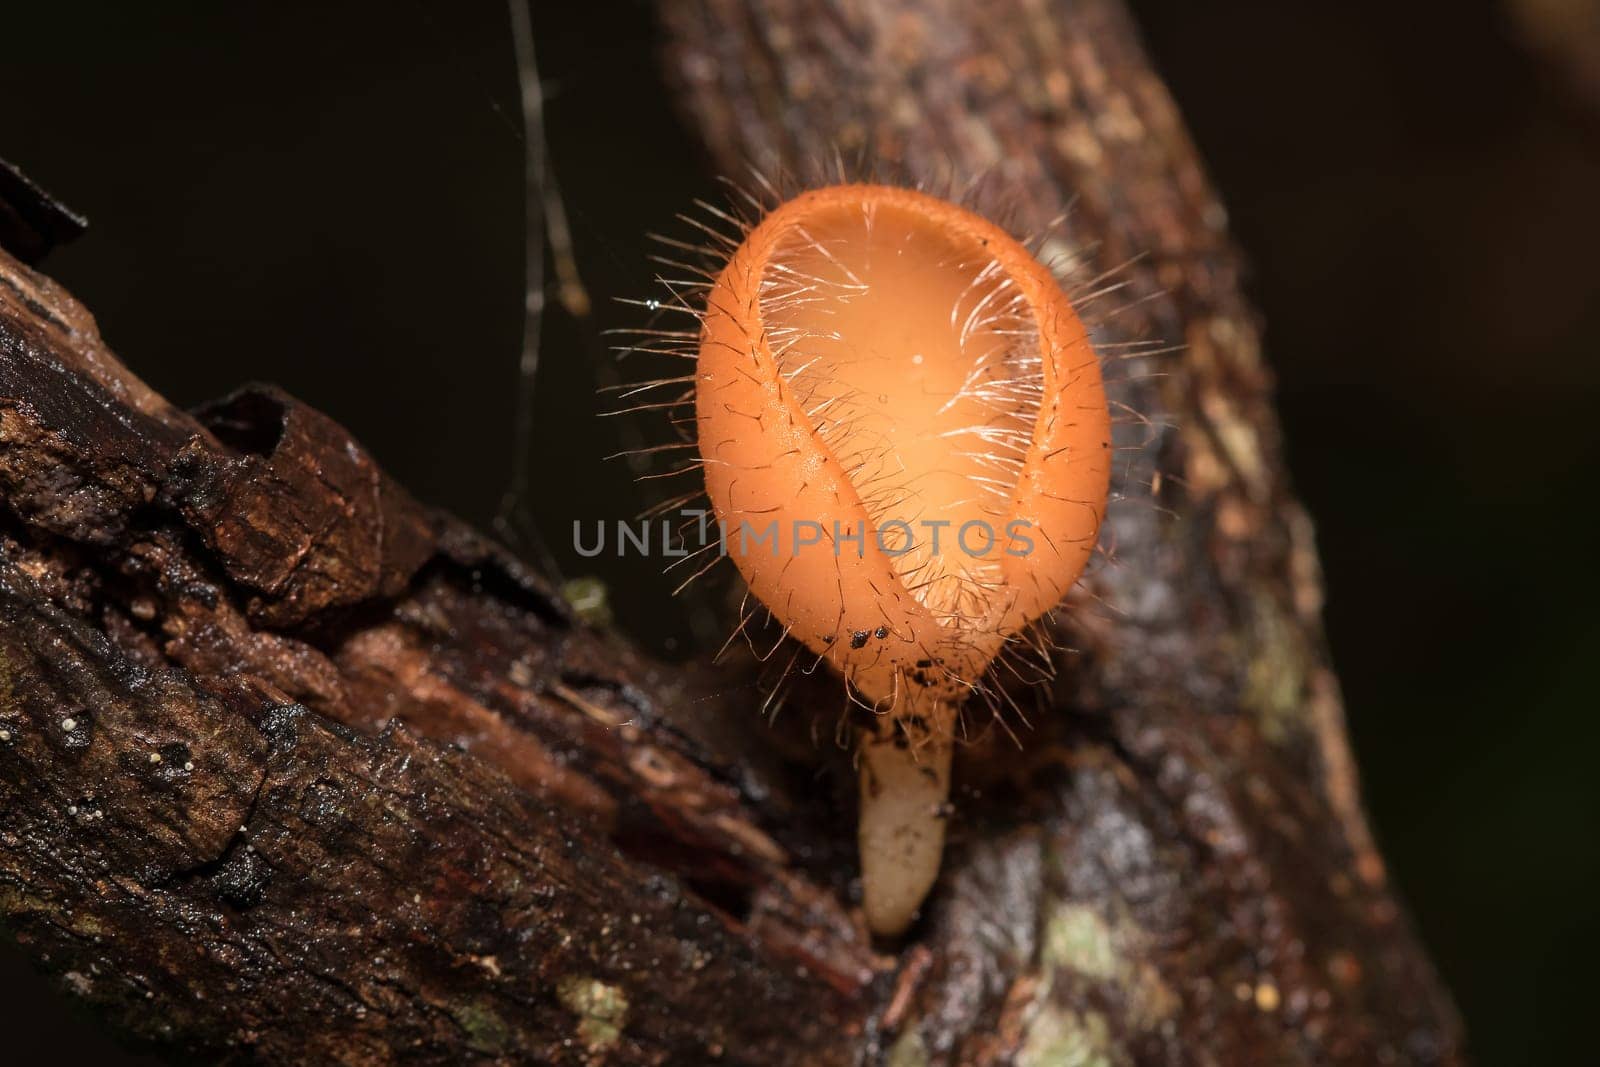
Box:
857, 701, 956, 937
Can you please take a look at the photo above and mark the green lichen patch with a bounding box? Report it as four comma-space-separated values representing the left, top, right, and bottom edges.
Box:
885, 1024, 930, 1067
1039, 900, 1178, 1035
557, 975, 629, 1052
1043, 904, 1118, 980
1243, 590, 1312, 744
1018, 1007, 1114, 1067
561, 578, 613, 627
449, 999, 512, 1054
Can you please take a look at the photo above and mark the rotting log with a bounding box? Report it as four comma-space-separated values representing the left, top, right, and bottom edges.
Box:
0, 0, 1463, 1063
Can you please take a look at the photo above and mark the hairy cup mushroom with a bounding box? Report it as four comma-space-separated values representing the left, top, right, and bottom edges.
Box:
693, 183, 1111, 935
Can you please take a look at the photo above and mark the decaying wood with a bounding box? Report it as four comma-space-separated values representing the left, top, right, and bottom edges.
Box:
0, 0, 1462, 1064
0, 157, 86, 267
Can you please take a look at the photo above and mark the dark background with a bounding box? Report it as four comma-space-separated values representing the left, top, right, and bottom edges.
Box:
2, 1, 1595, 1063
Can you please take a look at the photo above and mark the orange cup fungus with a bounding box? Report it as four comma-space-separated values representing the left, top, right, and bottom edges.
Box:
694, 184, 1111, 935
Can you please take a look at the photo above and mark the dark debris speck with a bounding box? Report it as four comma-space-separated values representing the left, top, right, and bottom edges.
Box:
211, 846, 273, 910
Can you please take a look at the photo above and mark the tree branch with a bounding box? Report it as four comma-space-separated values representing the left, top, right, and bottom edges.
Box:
0, 1, 1464, 1063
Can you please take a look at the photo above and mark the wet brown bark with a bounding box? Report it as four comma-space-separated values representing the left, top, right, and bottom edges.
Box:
0, 0, 1462, 1064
